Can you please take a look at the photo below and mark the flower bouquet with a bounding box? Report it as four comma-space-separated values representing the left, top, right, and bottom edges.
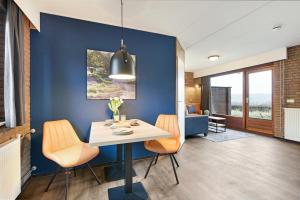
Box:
108, 97, 124, 122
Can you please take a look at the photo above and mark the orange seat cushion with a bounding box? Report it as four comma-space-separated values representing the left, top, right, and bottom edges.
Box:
144, 138, 180, 154
45, 143, 99, 168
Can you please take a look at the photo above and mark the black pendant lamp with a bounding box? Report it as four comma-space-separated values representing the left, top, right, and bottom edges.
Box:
109, 0, 135, 80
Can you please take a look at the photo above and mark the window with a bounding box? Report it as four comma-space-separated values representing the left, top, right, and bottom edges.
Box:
210, 72, 243, 117
248, 70, 272, 120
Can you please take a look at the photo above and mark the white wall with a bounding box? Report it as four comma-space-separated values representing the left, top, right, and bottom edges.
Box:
177, 58, 185, 146
194, 47, 287, 77
14, 0, 40, 31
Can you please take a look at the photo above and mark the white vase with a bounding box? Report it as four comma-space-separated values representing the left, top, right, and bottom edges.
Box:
113, 113, 120, 122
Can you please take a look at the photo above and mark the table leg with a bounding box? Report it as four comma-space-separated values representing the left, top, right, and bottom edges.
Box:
108, 143, 148, 200
124, 143, 132, 193
117, 144, 122, 164
104, 144, 137, 181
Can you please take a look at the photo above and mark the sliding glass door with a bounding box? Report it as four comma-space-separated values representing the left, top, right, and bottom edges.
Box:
210, 72, 244, 129
211, 72, 243, 117
245, 68, 273, 134
210, 66, 274, 134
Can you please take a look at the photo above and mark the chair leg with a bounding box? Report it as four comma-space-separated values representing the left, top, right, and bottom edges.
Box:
154, 153, 159, 165
65, 169, 71, 200
44, 171, 58, 192
87, 163, 101, 185
73, 167, 76, 177
169, 154, 179, 184
144, 154, 156, 178
171, 154, 179, 168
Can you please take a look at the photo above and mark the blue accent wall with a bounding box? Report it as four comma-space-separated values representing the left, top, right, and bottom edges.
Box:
30, 13, 176, 175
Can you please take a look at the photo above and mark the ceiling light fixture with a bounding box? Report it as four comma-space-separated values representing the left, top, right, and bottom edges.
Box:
272, 25, 282, 31
208, 55, 220, 61
109, 0, 136, 80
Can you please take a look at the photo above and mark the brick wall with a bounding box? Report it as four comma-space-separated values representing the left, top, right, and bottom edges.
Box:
273, 45, 300, 137
185, 72, 201, 109
273, 61, 282, 137
0, 13, 5, 120
284, 45, 300, 108
22, 14, 31, 184
272, 45, 300, 138
185, 72, 194, 87
0, 15, 31, 185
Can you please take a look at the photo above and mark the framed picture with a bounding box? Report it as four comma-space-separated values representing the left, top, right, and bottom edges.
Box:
87, 49, 136, 99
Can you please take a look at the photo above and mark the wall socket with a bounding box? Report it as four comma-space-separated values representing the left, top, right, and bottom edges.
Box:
286, 98, 295, 104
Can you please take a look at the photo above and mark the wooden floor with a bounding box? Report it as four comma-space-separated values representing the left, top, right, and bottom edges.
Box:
19, 135, 300, 200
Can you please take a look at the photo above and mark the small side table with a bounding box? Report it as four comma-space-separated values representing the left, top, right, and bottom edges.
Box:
208, 116, 226, 133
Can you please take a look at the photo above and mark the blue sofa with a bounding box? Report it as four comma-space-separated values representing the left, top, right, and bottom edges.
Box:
185, 115, 208, 137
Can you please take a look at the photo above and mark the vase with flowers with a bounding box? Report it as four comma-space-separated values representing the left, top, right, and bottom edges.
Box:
108, 97, 123, 122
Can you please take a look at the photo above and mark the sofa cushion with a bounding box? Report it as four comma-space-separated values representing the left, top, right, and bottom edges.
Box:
187, 105, 196, 114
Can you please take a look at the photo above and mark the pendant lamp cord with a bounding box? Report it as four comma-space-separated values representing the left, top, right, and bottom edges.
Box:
121, 0, 124, 47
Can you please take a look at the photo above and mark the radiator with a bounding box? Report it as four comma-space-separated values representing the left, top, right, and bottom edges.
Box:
0, 135, 21, 200
284, 108, 300, 142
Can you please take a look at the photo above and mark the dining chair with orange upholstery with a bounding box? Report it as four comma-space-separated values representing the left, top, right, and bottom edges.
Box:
144, 114, 181, 184
42, 120, 101, 200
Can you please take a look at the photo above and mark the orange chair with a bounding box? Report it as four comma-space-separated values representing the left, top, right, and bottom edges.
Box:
42, 120, 101, 200
144, 115, 180, 184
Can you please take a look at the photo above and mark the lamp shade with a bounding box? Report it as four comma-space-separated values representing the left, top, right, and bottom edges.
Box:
109, 47, 135, 80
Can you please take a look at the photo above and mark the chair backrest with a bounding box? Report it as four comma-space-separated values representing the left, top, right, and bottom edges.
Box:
155, 115, 180, 139
43, 120, 81, 155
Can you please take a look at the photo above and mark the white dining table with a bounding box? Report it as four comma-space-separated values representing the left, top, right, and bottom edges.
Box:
89, 119, 171, 200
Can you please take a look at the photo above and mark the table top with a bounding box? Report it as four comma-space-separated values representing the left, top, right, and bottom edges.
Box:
89, 119, 172, 147
208, 116, 226, 121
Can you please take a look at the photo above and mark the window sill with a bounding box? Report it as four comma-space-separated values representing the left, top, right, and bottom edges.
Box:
0, 126, 12, 133
0, 121, 8, 133
0, 124, 28, 144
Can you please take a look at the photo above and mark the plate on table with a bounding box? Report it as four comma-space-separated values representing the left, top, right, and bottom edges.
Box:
110, 122, 131, 129
130, 119, 140, 126
112, 128, 133, 135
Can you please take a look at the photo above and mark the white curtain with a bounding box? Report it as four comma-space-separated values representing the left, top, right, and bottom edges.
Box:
4, 0, 24, 128
4, 0, 15, 128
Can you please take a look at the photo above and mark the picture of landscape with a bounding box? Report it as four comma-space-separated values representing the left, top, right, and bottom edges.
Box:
87, 49, 136, 99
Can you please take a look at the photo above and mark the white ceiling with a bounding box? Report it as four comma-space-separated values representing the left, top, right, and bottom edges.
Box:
23, 0, 300, 72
